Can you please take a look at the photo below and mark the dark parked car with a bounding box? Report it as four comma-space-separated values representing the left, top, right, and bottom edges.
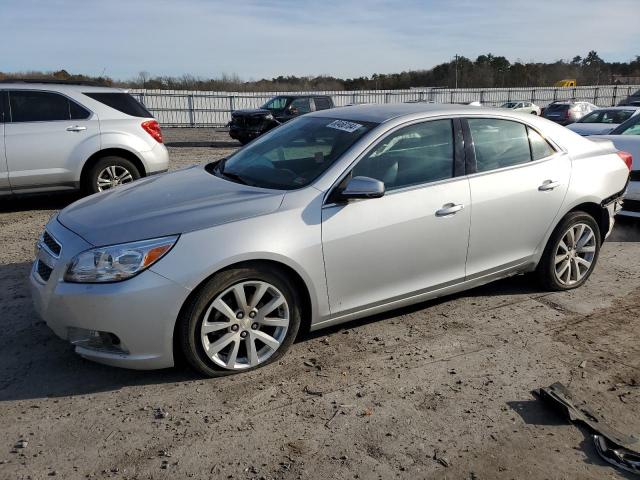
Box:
541, 101, 597, 126
228, 95, 334, 144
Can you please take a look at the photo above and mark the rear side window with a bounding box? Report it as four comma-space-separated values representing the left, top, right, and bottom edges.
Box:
527, 127, 556, 160
468, 118, 531, 172
9, 91, 89, 122
83, 92, 152, 118
314, 97, 332, 110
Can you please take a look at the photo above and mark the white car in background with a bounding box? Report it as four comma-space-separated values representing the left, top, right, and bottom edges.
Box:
590, 113, 640, 217
567, 107, 640, 136
500, 101, 541, 115
0, 80, 168, 196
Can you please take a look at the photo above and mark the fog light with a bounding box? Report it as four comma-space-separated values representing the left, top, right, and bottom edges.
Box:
67, 327, 126, 353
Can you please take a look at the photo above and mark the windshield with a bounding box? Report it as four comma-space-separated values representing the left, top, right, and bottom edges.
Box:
213, 116, 376, 189
261, 96, 289, 111
578, 109, 636, 124
610, 113, 640, 135
501, 102, 518, 108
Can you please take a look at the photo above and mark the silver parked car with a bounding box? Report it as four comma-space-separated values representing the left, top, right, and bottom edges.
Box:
499, 101, 541, 115
31, 104, 630, 376
566, 106, 640, 136
0, 80, 168, 195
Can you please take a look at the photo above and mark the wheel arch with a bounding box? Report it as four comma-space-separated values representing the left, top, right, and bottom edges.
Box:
172, 258, 314, 365
80, 148, 147, 190
566, 201, 610, 243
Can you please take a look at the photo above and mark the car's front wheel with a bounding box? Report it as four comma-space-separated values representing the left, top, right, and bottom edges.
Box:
536, 211, 601, 291
178, 265, 301, 377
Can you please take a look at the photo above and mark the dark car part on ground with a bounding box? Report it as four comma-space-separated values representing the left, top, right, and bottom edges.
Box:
536, 383, 640, 475
228, 95, 334, 144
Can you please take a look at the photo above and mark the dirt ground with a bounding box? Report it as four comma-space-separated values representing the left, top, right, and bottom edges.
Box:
1, 129, 639, 480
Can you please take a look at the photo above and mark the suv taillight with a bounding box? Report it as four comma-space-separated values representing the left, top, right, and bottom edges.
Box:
141, 120, 163, 143
617, 151, 633, 171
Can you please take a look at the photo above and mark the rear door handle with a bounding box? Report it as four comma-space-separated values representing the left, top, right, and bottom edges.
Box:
66, 125, 87, 132
436, 203, 464, 217
539, 180, 561, 191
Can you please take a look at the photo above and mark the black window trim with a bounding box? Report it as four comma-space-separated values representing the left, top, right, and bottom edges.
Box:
324, 116, 466, 206
6, 88, 93, 124
461, 116, 562, 178
0, 90, 7, 123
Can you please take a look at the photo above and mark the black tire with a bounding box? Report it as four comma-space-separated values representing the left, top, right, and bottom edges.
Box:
178, 265, 302, 377
85, 156, 141, 194
536, 211, 601, 291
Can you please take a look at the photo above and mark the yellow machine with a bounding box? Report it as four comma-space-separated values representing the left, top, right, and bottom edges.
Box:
554, 79, 577, 87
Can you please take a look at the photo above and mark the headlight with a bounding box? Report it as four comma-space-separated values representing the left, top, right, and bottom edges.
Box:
64, 235, 178, 283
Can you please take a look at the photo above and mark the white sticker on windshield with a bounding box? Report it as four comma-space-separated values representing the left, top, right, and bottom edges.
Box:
326, 120, 363, 133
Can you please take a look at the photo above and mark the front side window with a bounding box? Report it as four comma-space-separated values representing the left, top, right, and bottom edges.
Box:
261, 96, 288, 111
214, 116, 376, 190
9, 90, 84, 122
289, 98, 311, 114
468, 118, 531, 172
351, 119, 454, 191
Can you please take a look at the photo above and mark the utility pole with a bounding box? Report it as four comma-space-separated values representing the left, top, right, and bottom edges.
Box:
454, 54, 459, 89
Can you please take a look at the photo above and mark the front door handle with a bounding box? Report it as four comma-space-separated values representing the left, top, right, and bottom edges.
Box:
66, 125, 87, 132
436, 203, 464, 217
539, 180, 561, 191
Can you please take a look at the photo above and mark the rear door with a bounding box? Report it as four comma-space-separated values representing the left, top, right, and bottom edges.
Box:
0, 91, 9, 194
4, 90, 100, 192
464, 117, 570, 277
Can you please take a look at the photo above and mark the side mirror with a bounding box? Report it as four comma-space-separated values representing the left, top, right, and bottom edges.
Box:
289, 106, 299, 115
338, 176, 385, 200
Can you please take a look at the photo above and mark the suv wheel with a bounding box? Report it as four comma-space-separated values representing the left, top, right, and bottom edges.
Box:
536, 211, 601, 291
86, 156, 140, 194
178, 265, 302, 377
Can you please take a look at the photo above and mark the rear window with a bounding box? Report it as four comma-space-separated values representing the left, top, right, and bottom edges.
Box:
545, 104, 569, 113
83, 92, 152, 118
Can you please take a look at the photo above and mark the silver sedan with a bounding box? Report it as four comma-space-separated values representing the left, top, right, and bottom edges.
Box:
31, 104, 630, 376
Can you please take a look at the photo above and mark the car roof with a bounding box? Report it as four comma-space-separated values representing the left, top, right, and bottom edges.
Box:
308, 102, 482, 123
0, 82, 126, 93
591, 106, 640, 111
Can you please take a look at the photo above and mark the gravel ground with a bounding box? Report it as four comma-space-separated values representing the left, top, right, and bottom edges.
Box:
1, 128, 639, 480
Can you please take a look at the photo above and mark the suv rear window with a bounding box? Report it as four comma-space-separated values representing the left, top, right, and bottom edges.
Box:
83, 92, 152, 118
545, 104, 569, 113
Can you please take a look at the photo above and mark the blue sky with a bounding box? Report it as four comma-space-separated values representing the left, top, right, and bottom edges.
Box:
1, 0, 639, 80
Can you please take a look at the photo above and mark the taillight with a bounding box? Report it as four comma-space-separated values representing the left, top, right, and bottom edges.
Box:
141, 120, 163, 143
617, 151, 633, 171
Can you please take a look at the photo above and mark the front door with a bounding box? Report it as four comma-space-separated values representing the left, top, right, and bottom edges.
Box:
464, 117, 571, 277
4, 90, 99, 191
322, 118, 471, 315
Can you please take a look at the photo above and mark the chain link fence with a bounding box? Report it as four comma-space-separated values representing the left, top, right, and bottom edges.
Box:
129, 85, 640, 127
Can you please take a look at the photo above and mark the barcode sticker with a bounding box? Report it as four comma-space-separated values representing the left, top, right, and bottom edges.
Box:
326, 120, 363, 133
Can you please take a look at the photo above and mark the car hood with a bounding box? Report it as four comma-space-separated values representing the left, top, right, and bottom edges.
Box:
57, 166, 285, 246
566, 123, 618, 136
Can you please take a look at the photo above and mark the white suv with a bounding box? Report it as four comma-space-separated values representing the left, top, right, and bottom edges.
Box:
0, 81, 169, 196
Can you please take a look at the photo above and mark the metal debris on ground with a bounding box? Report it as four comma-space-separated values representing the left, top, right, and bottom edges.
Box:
536, 382, 640, 476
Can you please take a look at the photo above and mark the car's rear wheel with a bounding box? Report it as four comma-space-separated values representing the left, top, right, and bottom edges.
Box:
178, 265, 301, 377
86, 156, 140, 194
536, 212, 601, 291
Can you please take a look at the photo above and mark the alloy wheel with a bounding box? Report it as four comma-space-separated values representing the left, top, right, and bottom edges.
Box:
96, 165, 134, 191
554, 223, 596, 286
200, 280, 290, 370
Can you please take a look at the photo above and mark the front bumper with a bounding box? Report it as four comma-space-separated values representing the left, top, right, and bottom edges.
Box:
30, 218, 190, 370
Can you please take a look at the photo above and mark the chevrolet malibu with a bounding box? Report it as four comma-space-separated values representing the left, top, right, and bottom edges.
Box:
31, 104, 631, 377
